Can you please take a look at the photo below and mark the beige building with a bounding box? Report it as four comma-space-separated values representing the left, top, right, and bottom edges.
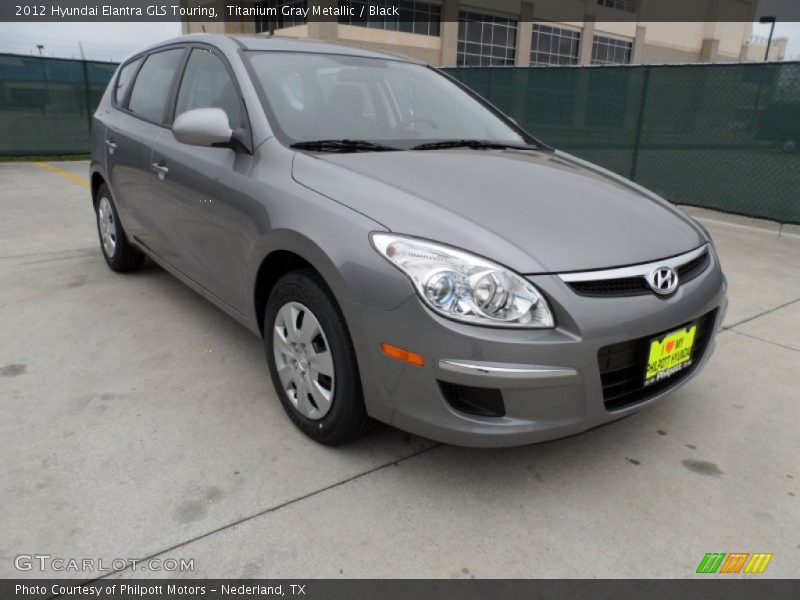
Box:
740, 34, 788, 62
183, 0, 773, 66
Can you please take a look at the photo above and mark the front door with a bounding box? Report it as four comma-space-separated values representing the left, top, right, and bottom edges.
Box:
150, 47, 252, 313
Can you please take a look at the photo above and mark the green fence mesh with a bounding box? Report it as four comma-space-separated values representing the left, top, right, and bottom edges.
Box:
445, 63, 800, 224
0, 53, 117, 156
1, 55, 798, 223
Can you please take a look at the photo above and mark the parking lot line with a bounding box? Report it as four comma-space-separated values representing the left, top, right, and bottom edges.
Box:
33, 161, 90, 188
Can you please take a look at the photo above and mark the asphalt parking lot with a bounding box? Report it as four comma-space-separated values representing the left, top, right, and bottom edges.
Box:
1, 160, 799, 579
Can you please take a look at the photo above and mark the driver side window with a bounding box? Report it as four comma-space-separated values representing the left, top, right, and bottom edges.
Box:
175, 48, 241, 129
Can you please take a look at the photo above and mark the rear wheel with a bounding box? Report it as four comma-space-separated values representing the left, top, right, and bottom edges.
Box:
95, 184, 144, 272
264, 269, 369, 445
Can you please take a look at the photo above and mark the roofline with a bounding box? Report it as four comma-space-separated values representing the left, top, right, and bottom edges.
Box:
233, 34, 425, 64
123, 33, 425, 66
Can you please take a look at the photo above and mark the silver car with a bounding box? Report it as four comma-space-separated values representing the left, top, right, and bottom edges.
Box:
90, 34, 727, 447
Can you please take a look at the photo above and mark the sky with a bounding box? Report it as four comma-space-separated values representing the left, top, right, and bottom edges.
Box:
0, 22, 182, 62
0, 18, 797, 62
752, 20, 800, 59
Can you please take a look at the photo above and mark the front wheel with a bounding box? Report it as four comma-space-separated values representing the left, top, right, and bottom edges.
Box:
264, 269, 369, 445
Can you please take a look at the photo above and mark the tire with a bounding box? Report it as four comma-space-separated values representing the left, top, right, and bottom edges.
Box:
95, 183, 144, 272
264, 269, 370, 445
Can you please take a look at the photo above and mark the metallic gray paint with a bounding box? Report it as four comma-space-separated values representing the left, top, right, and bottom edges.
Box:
90, 35, 727, 447
294, 149, 706, 273
172, 107, 233, 147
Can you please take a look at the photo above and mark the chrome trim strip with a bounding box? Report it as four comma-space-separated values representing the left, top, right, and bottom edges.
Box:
439, 359, 578, 380
558, 244, 708, 283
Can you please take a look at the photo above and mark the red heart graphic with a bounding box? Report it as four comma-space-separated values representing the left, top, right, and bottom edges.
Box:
665, 340, 676, 354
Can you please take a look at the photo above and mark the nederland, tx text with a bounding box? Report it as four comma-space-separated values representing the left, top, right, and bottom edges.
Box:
15, 584, 306, 596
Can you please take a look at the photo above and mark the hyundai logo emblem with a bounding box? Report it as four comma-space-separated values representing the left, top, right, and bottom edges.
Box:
649, 266, 679, 295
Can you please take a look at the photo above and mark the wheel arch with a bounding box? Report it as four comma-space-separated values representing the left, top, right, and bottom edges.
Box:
89, 164, 108, 208
251, 232, 351, 337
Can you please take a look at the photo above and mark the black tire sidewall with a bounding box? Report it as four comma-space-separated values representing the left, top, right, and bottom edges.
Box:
264, 270, 366, 445
95, 184, 142, 272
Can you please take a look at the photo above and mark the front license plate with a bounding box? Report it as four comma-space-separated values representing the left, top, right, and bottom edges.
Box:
645, 324, 697, 386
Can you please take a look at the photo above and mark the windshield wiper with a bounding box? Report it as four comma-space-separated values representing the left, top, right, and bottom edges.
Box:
411, 139, 538, 151
290, 139, 400, 153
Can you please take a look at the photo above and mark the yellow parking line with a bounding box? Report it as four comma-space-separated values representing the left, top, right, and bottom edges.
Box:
34, 161, 90, 188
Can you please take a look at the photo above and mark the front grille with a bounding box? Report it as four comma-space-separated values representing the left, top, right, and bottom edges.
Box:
567, 249, 710, 297
598, 309, 717, 411
569, 277, 650, 297
677, 251, 710, 284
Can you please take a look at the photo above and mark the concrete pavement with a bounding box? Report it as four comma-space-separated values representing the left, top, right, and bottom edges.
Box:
1, 161, 798, 579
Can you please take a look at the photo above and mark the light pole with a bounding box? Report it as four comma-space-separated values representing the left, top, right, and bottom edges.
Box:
759, 16, 776, 61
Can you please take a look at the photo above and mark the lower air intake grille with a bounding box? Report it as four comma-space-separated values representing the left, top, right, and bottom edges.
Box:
598, 309, 717, 411
438, 381, 505, 417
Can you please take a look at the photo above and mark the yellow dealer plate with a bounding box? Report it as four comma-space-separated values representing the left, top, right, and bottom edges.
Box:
645, 324, 697, 386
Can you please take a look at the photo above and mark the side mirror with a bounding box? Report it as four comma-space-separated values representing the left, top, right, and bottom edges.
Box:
173, 107, 233, 148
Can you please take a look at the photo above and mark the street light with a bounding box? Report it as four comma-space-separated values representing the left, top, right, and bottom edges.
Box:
759, 15, 776, 61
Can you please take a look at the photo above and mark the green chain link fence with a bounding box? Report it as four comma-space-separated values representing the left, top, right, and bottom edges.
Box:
0, 53, 117, 156
1, 54, 798, 223
444, 62, 800, 224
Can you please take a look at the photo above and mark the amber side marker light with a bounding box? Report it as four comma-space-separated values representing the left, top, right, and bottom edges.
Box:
381, 343, 426, 367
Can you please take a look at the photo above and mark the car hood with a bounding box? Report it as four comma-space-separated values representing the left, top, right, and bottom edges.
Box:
291, 148, 705, 274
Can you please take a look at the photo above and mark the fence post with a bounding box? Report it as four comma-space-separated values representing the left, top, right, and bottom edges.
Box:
629, 66, 651, 182
80, 59, 93, 141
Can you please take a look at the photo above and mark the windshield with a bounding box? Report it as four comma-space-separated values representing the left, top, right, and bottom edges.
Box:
245, 51, 527, 148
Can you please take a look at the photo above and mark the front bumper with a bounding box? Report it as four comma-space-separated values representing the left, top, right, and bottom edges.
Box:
339, 251, 728, 448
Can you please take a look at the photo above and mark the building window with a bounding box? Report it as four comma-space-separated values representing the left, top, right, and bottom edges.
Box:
457, 11, 518, 66
254, 0, 308, 33
338, 1, 441, 36
597, 0, 636, 12
591, 35, 632, 65
530, 24, 580, 66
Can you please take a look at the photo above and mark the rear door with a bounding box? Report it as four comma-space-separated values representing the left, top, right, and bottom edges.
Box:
150, 46, 253, 312
102, 54, 154, 242
108, 46, 187, 258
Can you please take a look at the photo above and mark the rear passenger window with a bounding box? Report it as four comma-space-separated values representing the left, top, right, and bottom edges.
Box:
115, 57, 142, 106
128, 48, 184, 124
175, 48, 241, 129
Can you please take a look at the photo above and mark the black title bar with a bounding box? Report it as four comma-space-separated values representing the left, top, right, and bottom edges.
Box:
2, 0, 800, 22
3, 579, 800, 600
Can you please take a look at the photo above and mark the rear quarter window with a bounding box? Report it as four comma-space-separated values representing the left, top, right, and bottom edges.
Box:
114, 57, 142, 106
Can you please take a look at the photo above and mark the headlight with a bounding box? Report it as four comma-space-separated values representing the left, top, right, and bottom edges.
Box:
371, 233, 554, 328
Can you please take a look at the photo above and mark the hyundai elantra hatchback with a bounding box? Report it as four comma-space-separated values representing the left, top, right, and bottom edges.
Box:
90, 35, 727, 447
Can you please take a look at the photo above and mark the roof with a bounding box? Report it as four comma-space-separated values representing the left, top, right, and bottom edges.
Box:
136, 33, 421, 64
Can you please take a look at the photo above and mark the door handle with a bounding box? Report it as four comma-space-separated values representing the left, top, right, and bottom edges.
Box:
151, 162, 169, 180
105, 139, 117, 154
